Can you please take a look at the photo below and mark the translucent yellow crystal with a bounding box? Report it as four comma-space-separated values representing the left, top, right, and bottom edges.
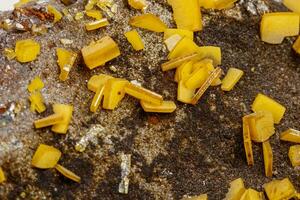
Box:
242, 116, 254, 166
31, 144, 62, 169
252, 93, 286, 124
140, 101, 176, 113
280, 128, 300, 143
181, 194, 207, 200
221, 68, 244, 91
168, 37, 199, 60
240, 189, 263, 200
164, 28, 194, 40
168, 0, 202, 31
86, 10, 103, 20
15, 39, 40, 63
164, 34, 182, 52
262, 140, 273, 177
29, 92, 46, 113
292, 36, 300, 54
177, 81, 195, 104
197, 46, 221, 65
174, 61, 193, 82
47, 5, 63, 23
81, 36, 120, 69
56, 48, 77, 81
103, 78, 129, 110
260, 12, 299, 44
55, 164, 81, 183
125, 30, 144, 51
283, 0, 300, 14
224, 178, 246, 200
128, 0, 147, 10
90, 85, 105, 112
88, 74, 113, 92
129, 14, 168, 32
124, 83, 163, 105
263, 178, 296, 200
0, 167, 6, 183
162, 53, 200, 71
85, 18, 109, 31
27, 76, 44, 92
4, 48, 16, 60
289, 145, 300, 167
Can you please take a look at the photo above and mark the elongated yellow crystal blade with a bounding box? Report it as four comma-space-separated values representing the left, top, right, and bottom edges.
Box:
140, 101, 176, 113
280, 129, 300, 143
262, 141, 273, 177
55, 164, 81, 183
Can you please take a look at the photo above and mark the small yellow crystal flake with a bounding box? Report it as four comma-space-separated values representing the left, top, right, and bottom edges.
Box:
197, 46, 222, 66
263, 178, 296, 200
129, 14, 168, 32
81, 36, 121, 69
140, 101, 176, 113
85, 18, 109, 31
292, 36, 300, 55
31, 144, 62, 169
221, 68, 244, 91
260, 12, 299, 44
15, 39, 40, 63
124, 83, 163, 105
55, 164, 81, 183
252, 93, 286, 124
56, 48, 77, 81
125, 30, 144, 51
29, 92, 46, 113
262, 140, 273, 177
283, 0, 300, 14
215, 0, 238, 10
27, 76, 44, 92
88, 74, 113, 92
280, 129, 300, 143
162, 53, 199, 71
164, 28, 194, 40
242, 116, 254, 166
0, 167, 6, 183
289, 145, 300, 167
86, 10, 103, 20
168, 0, 202, 31
240, 189, 263, 200
47, 5, 63, 23
4, 48, 16, 60
224, 178, 246, 200
181, 194, 207, 200
128, 0, 147, 10
168, 37, 199, 60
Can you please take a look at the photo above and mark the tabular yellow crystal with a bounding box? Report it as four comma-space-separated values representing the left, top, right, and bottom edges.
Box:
174, 61, 193, 82
4, 48, 16, 60
125, 30, 144, 51
292, 36, 300, 55
103, 78, 129, 110
128, 0, 147, 10
198, 0, 216, 9
140, 101, 176, 113
242, 116, 254, 166
215, 0, 237, 10
15, 39, 40, 63
280, 129, 300, 143
181, 194, 207, 200
51, 104, 73, 134
162, 53, 200, 71
221, 68, 244, 91
224, 178, 246, 200
164, 29, 194, 40
263, 178, 296, 200
85, 18, 109, 31
240, 189, 264, 200
27, 76, 44, 92
252, 93, 286, 124
197, 46, 221, 65
168, 37, 199, 60
129, 14, 168, 33
31, 144, 62, 169
283, 0, 300, 14
260, 12, 299, 44
88, 74, 113, 92
29, 92, 46, 113
124, 83, 163, 105
82, 36, 120, 69
47, 5, 63, 23
86, 10, 103, 20
0, 167, 6, 183
289, 145, 300, 167
168, 0, 202, 31
164, 34, 182, 52
56, 48, 77, 81
55, 164, 81, 183
177, 81, 195, 104
90, 85, 105, 112
262, 141, 273, 177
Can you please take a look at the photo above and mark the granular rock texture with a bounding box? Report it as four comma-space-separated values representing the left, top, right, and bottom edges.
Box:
0, 0, 300, 199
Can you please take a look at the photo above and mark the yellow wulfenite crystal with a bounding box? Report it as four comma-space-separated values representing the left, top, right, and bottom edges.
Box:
175, 61, 193, 82
240, 189, 263, 200
129, 14, 168, 32
199, 0, 215, 9
86, 10, 103, 20
14, 0, 35, 8
197, 46, 222, 65
263, 178, 296, 200
260, 12, 299, 44
125, 30, 144, 51
221, 68, 244, 91
224, 178, 246, 200
164, 28, 194, 40
215, 0, 238, 10
0, 167, 6, 183
262, 141, 273, 177
242, 116, 254, 166
128, 0, 147, 10
55, 164, 81, 183
29, 92, 46, 113
164, 34, 182, 52
88, 74, 113, 92
90, 85, 105, 112
4, 48, 16, 60
56, 48, 77, 81
280, 129, 300, 143
289, 145, 300, 167
47, 5, 63, 23
15, 39, 40, 63
168, 0, 202, 31
177, 81, 195, 104
27, 76, 44, 92
85, 18, 109, 31
168, 37, 198, 60
283, 0, 300, 14
181, 194, 207, 200
140, 101, 176, 113
82, 36, 120, 69
31, 144, 62, 169
292, 36, 300, 55
162, 53, 200, 71
252, 93, 286, 124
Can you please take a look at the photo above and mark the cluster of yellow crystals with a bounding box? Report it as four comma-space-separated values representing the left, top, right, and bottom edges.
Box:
87, 74, 176, 113
47, 5, 63, 23
56, 48, 77, 81
27, 77, 46, 113
32, 144, 80, 182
